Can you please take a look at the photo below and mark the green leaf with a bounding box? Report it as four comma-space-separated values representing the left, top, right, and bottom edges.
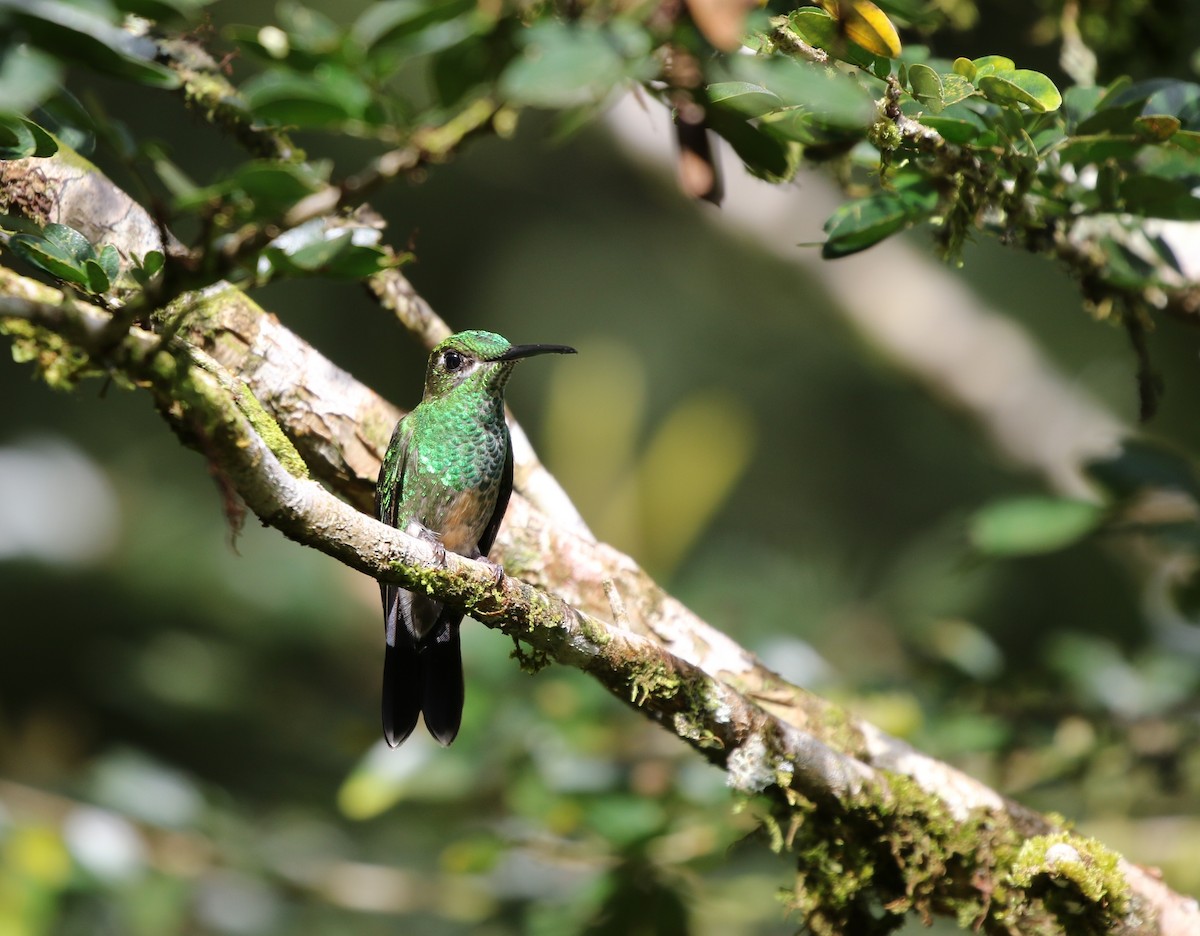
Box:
785, 8, 880, 69
119, 0, 214, 19
141, 250, 165, 277
971, 55, 1015, 78
1063, 83, 1107, 130
10, 0, 180, 89
729, 56, 874, 133
1170, 130, 1200, 154
0, 112, 59, 159
907, 63, 942, 111
275, 1, 342, 54
920, 109, 984, 143
968, 497, 1104, 556
707, 109, 794, 181
952, 57, 976, 80
42, 223, 96, 265
1059, 134, 1143, 166
0, 113, 36, 159
977, 70, 1061, 112
131, 249, 165, 286
0, 43, 62, 113
84, 258, 112, 294
822, 180, 938, 258
1119, 175, 1200, 220
1086, 441, 1200, 501
241, 68, 370, 127
351, 0, 477, 55
499, 20, 651, 109
707, 82, 784, 119
97, 244, 121, 285
430, 35, 494, 109
9, 234, 91, 286
261, 220, 394, 279
1133, 114, 1181, 142
938, 73, 976, 108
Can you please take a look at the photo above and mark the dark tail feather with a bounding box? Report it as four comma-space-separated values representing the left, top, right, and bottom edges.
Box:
382, 587, 421, 748
420, 619, 464, 746
382, 642, 422, 747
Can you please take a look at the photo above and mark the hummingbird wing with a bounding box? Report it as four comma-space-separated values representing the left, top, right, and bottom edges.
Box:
478, 428, 514, 558
419, 433, 512, 746
376, 415, 421, 748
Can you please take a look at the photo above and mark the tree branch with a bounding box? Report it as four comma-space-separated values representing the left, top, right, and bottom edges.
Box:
4, 259, 1199, 933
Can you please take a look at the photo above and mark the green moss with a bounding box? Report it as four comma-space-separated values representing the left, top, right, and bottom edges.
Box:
869, 115, 902, 152
509, 636, 552, 674
627, 659, 681, 705
1, 319, 95, 389
1006, 832, 1131, 934
672, 710, 722, 748
775, 768, 1060, 935
231, 380, 309, 478
578, 615, 612, 648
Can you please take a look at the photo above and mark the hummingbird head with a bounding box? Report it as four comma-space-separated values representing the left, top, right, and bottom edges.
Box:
422, 330, 576, 402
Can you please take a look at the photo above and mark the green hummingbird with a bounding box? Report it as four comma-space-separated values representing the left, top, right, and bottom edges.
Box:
375, 330, 576, 746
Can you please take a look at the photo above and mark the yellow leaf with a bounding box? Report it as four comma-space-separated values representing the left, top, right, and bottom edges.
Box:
817, 0, 902, 58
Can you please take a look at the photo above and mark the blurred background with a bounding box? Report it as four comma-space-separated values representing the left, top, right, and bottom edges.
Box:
3, 0, 1200, 933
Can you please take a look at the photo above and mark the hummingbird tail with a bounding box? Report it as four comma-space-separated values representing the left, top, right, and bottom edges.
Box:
420, 620, 464, 746
382, 589, 421, 748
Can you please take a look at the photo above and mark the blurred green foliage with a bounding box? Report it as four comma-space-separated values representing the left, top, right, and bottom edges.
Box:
3, 0, 1200, 933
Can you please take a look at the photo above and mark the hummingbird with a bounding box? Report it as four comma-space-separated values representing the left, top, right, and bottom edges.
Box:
375, 330, 576, 746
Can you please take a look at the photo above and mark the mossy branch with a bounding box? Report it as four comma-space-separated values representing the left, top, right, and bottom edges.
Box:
3, 269, 1199, 934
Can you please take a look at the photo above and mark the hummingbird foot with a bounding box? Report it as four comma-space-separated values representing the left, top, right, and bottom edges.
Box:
405, 519, 448, 565
479, 556, 505, 587
468, 548, 505, 587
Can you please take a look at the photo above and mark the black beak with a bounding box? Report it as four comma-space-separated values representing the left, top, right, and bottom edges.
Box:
493, 343, 577, 362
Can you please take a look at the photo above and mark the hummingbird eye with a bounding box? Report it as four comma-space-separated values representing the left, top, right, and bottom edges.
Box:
442, 350, 465, 372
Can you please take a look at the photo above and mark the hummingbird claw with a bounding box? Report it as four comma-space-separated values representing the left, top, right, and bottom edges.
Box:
473, 554, 505, 587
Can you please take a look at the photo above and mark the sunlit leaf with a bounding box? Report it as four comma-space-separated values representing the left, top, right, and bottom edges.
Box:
97, 244, 121, 284
787, 7, 883, 68
938, 73, 976, 107
817, 0, 901, 57
261, 220, 395, 279
971, 54, 1015, 77
42, 223, 96, 265
977, 70, 1061, 113
907, 63, 942, 111
9, 233, 90, 286
968, 497, 1104, 556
